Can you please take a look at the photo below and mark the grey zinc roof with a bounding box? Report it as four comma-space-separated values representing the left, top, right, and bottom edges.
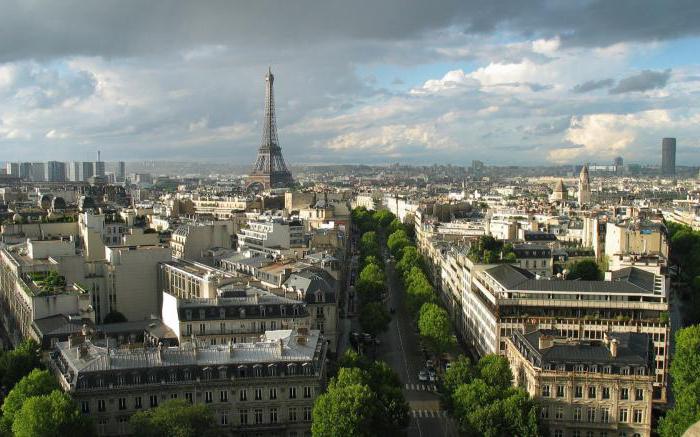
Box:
58, 329, 321, 374
520, 330, 650, 367
486, 264, 657, 294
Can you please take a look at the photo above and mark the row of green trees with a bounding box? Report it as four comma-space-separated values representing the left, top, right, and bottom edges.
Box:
386, 225, 455, 356
658, 324, 700, 436
667, 222, 700, 324
441, 355, 544, 437
353, 208, 396, 337
312, 350, 410, 436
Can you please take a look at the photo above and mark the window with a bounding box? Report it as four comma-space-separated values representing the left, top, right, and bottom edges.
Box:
270, 388, 277, 400
556, 385, 565, 397
601, 408, 610, 423
289, 387, 297, 399
575, 385, 583, 398
541, 407, 549, 419
150, 395, 158, 408
554, 431, 563, 437
170, 393, 177, 399
81, 401, 90, 414
220, 390, 228, 402
254, 409, 263, 424
621, 367, 630, 375
555, 406, 564, 420
289, 407, 297, 422
239, 409, 248, 425
620, 388, 629, 400
205, 391, 213, 403
573, 431, 581, 437
98, 399, 106, 412
541, 385, 550, 397
133, 396, 142, 409
588, 386, 597, 399
633, 409, 643, 423
619, 408, 628, 423
255, 388, 263, 400
303, 407, 312, 422
199, 323, 205, 334
220, 412, 228, 426
118, 398, 126, 410
185, 324, 192, 335
270, 408, 278, 424
602, 387, 610, 399
635, 388, 644, 401
303, 386, 312, 398
185, 392, 193, 403
574, 407, 582, 422
240, 389, 247, 401
587, 407, 596, 422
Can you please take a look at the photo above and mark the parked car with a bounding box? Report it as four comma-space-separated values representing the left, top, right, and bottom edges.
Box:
418, 370, 429, 382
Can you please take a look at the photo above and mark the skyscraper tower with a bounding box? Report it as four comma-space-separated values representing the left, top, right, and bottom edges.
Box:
578, 164, 591, 205
661, 137, 676, 176
246, 68, 294, 191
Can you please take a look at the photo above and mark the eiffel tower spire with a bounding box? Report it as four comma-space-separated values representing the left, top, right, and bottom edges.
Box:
246, 68, 294, 191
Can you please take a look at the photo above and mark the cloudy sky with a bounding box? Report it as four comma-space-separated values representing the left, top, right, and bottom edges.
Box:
1, 0, 700, 166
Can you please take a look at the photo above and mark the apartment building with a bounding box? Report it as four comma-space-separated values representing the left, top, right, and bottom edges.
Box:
171, 222, 234, 262
236, 219, 305, 257
469, 263, 669, 402
506, 330, 654, 437
0, 241, 94, 346
50, 329, 327, 436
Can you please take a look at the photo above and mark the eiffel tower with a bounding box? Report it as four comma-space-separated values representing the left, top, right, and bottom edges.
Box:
246, 68, 294, 191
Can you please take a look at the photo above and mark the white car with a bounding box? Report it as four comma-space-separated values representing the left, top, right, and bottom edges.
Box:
418, 370, 429, 382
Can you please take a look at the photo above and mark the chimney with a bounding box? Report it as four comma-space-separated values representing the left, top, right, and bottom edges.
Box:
278, 338, 284, 356
538, 334, 554, 350
610, 339, 618, 358
157, 342, 164, 362
228, 339, 234, 357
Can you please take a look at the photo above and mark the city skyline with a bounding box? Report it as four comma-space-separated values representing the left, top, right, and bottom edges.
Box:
0, 1, 699, 166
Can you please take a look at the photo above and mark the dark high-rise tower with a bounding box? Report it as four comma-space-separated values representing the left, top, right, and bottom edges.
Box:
661, 137, 676, 176
246, 68, 294, 191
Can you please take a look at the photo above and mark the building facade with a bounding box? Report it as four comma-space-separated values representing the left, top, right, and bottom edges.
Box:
50, 329, 327, 436
506, 330, 654, 437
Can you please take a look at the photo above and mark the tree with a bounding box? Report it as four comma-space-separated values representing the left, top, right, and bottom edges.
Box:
359, 302, 391, 336
387, 229, 410, 258
0, 339, 42, 390
359, 263, 384, 284
670, 325, 700, 392
312, 368, 378, 437
477, 355, 513, 391
418, 303, 455, 355
12, 390, 94, 437
1, 369, 60, 433
566, 259, 602, 280
360, 231, 381, 260
442, 355, 474, 397
372, 210, 396, 229
396, 246, 422, 276
356, 278, 386, 302
129, 399, 217, 437
452, 381, 541, 437
388, 218, 405, 234
659, 380, 700, 437
103, 310, 127, 324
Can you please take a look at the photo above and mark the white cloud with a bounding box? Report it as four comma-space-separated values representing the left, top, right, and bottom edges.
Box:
550, 110, 673, 162
532, 37, 560, 55
325, 123, 456, 153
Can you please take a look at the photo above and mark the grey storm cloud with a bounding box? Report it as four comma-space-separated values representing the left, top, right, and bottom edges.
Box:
610, 69, 672, 94
0, 0, 700, 61
572, 78, 614, 93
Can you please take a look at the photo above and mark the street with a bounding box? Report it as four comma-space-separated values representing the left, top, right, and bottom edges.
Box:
375, 257, 459, 437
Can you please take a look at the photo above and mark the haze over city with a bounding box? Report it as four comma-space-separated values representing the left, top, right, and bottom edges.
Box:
1, 0, 700, 165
